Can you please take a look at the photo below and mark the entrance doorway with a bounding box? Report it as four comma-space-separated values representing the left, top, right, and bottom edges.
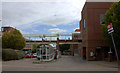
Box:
74, 49, 79, 56
96, 48, 104, 61
83, 47, 86, 60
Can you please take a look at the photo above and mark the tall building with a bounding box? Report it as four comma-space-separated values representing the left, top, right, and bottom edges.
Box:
80, 0, 118, 61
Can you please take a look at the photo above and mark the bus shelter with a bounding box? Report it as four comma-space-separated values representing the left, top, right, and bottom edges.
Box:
36, 44, 55, 61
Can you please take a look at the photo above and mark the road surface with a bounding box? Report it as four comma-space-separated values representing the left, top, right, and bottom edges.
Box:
2, 55, 118, 71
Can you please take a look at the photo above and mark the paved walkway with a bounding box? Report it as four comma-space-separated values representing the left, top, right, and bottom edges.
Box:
2, 55, 118, 71
88, 60, 118, 68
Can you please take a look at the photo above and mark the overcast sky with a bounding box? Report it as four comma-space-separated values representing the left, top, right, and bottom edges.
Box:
1, 0, 86, 34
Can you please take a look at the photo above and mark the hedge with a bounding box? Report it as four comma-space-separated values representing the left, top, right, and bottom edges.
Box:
16, 51, 26, 60
2, 49, 26, 61
2, 49, 18, 61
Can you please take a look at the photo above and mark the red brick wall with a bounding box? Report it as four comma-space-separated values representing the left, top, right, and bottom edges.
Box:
72, 32, 82, 56
1, 27, 15, 33
80, 2, 114, 60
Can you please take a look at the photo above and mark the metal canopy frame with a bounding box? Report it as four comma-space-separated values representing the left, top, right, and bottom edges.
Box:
37, 45, 55, 61
23, 33, 82, 44
23, 33, 72, 38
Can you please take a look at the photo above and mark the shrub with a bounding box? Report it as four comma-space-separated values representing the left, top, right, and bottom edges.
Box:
16, 51, 26, 60
2, 49, 26, 61
2, 49, 18, 61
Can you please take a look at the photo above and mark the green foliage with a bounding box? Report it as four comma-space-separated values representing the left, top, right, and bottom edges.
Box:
2, 49, 26, 61
2, 29, 25, 50
103, 2, 120, 49
59, 44, 71, 53
2, 49, 18, 61
2, 32, 11, 48
32, 44, 39, 53
37, 44, 52, 48
16, 51, 26, 59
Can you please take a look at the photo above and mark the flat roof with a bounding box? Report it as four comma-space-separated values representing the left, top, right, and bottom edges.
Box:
86, 0, 119, 2
72, 32, 81, 34
1, 26, 14, 28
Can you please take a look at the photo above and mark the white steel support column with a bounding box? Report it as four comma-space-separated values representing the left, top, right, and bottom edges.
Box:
46, 47, 47, 60
40, 48, 41, 61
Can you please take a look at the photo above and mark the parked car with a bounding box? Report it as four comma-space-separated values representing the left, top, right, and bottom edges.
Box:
33, 53, 37, 58
26, 53, 34, 58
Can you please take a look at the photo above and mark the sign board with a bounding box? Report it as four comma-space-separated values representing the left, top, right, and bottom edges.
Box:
90, 52, 94, 56
107, 23, 114, 34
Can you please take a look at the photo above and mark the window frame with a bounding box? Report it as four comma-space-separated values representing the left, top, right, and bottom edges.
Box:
100, 14, 105, 25
84, 19, 86, 29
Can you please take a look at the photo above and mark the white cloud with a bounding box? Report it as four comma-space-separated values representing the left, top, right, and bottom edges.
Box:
2, 0, 86, 3
20, 30, 29, 34
48, 28, 67, 34
74, 27, 80, 31
2, 0, 86, 30
86, 0, 118, 2
0, 3, 2, 29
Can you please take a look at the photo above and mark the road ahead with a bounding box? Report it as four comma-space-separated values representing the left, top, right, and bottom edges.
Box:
2, 55, 118, 71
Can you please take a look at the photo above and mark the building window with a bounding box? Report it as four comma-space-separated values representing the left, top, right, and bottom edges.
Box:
100, 14, 105, 24
84, 19, 85, 29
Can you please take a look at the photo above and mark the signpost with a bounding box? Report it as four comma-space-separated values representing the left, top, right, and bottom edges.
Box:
107, 23, 120, 73
107, 23, 114, 34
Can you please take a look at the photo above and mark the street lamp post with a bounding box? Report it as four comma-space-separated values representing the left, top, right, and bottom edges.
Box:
110, 33, 120, 73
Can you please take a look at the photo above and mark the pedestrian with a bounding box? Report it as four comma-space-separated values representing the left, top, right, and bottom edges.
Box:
54, 51, 57, 59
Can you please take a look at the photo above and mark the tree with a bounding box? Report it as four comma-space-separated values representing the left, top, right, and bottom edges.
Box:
59, 44, 71, 53
32, 44, 39, 53
2, 29, 25, 50
2, 32, 11, 48
103, 2, 120, 50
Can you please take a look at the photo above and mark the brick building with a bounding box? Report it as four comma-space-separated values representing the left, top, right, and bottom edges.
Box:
1, 26, 15, 33
23, 39, 33, 54
80, 0, 118, 61
72, 29, 82, 56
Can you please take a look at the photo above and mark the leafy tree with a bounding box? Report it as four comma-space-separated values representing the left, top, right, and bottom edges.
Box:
11, 29, 25, 50
2, 29, 25, 50
32, 44, 39, 53
59, 44, 71, 53
103, 2, 120, 50
2, 32, 11, 48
